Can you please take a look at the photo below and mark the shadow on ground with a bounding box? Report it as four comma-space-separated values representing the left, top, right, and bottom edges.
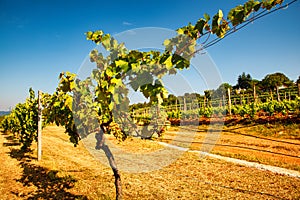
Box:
2, 132, 88, 200
2, 132, 20, 147
12, 161, 87, 200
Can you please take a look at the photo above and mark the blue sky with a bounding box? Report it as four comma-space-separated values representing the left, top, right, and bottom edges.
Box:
0, 0, 299, 110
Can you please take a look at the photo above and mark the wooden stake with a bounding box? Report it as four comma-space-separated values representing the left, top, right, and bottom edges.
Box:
228, 88, 232, 115
37, 90, 42, 161
276, 86, 280, 102
253, 84, 257, 103
183, 97, 187, 112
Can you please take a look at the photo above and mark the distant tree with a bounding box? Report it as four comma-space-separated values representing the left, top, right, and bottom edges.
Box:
214, 83, 232, 97
204, 90, 213, 101
250, 79, 260, 87
246, 79, 262, 94
184, 93, 198, 104
261, 72, 293, 91
296, 76, 300, 96
162, 94, 178, 106
130, 102, 149, 111
235, 72, 252, 90
261, 72, 293, 101
296, 76, 300, 84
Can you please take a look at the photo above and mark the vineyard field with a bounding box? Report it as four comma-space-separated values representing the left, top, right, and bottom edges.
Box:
132, 98, 300, 126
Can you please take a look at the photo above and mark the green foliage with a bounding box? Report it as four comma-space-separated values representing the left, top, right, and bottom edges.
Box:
261, 72, 293, 91
212, 106, 227, 116
296, 76, 300, 84
235, 72, 252, 90
42, 90, 80, 146
214, 83, 232, 97
84, 28, 197, 139
231, 102, 257, 118
175, 0, 283, 41
162, 97, 299, 120
0, 116, 5, 124
1, 88, 38, 151
167, 110, 181, 119
259, 99, 298, 116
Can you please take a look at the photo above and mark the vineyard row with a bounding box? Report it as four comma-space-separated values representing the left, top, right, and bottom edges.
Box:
132, 98, 300, 122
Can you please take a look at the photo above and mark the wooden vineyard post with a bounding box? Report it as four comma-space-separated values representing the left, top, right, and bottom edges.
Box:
227, 88, 232, 115
276, 86, 280, 102
183, 97, 187, 112
253, 84, 257, 104
222, 95, 225, 107
270, 90, 273, 101
240, 94, 242, 105
298, 83, 300, 97
284, 92, 287, 100
37, 90, 42, 161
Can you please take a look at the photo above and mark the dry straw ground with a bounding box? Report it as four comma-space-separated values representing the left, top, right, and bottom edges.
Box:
0, 125, 299, 199
158, 124, 300, 171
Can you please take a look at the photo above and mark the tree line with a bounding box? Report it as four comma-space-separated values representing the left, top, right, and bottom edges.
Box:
131, 72, 299, 111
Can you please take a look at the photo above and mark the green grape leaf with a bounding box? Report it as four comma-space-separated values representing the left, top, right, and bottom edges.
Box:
204, 13, 210, 21
195, 19, 206, 35
163, 39, 171, 46
164, 55, 173, 70
177, 28, 184, 35
218, 10, 223, 22
111, 78, 122, 86
64, 96, 72, 109
108, 85, 115, 93
115, 60, 128, 69
253, 1, 262, 11
131, 63, 139, 72
102, 34, 111, 50
105, 67, 114, 77
85, 31, 93, 40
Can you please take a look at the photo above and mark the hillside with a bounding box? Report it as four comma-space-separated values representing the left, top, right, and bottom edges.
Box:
0, 111, 10, 116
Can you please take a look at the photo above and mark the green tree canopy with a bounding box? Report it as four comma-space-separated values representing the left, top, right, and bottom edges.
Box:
214, 83, 232, 97
296, 76, 300, 84
261, 72, 293, 91
235, 72, 252, 90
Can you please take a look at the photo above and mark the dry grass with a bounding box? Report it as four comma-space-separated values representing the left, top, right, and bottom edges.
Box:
0, 125, 300, 199
157, 124, 300, 171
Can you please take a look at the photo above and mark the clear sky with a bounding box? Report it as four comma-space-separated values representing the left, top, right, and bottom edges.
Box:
0, 0, 299, 110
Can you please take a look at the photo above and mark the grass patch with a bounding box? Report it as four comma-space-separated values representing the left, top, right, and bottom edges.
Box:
250, 123, 300, 139
159, 124, 300, 172
212, 150, 300, 172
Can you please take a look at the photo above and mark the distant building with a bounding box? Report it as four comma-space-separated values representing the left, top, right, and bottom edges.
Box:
278, 85, 287, 90
235, 88, 246, 94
